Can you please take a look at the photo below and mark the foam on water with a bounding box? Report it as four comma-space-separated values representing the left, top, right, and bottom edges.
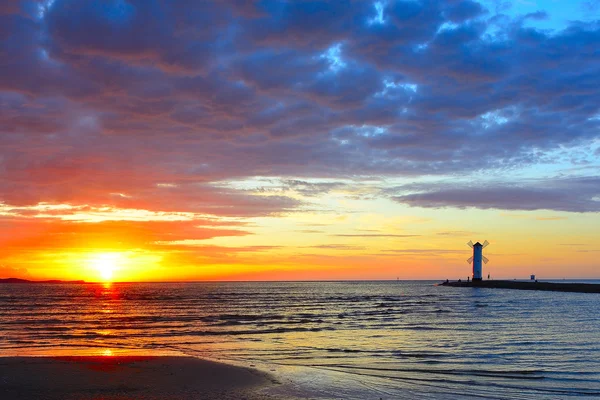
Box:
1, 281, 599, 399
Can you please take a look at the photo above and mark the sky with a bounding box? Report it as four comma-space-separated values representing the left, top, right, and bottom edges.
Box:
1, 0, 599, 282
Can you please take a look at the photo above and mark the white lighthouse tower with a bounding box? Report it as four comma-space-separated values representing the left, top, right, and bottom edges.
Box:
467, 240, 489, 282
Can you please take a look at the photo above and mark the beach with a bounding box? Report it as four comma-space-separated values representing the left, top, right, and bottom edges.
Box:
0, 356, 276, 400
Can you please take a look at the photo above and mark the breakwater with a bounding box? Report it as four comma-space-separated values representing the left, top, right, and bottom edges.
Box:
440, 280, 600, 293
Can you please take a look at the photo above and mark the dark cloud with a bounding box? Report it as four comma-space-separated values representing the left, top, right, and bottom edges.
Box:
1, 0, 599, 218
281, 180, 345, 197
391, 177, 600, 212
445, 1, 485, 22
45, 0, 235, 74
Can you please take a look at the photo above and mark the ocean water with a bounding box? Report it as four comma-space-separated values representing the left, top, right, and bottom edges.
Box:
1, 281, 599, 399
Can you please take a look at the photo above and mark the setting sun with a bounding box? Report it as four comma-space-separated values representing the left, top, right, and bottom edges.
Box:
88, 253, 122, 282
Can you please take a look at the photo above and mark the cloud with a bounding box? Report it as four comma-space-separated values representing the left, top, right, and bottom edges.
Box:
582, 1, 600, 13
1, 0, 599, 239
332, 233, 421, 238
391, 177, 600, 212
0, 264, 31, 279
2, 1, 598, 180
444, 1, 486, 22
306, 244, 365, 250
436, 230, 476, 236
381, 248, 464, 255
295, 229, 324, 234
0, 218, 248, 255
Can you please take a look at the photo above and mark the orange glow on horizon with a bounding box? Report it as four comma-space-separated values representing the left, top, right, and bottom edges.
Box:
0, 200, 598, 281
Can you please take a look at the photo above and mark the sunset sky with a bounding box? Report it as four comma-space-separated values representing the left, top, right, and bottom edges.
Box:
1, 0, 599, 282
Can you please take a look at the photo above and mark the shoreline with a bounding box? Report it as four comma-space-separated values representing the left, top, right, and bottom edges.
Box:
0, 356, 277, 400
439, 280, 600, 293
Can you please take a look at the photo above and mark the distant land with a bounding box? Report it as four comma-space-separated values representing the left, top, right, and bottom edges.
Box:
0, 278, 86, 284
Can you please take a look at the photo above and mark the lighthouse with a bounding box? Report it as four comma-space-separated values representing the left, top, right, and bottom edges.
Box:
467, 240, 489, 282
472, 242, 483, 281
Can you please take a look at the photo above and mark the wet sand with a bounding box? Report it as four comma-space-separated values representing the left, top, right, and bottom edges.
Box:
0, 356, 277, 400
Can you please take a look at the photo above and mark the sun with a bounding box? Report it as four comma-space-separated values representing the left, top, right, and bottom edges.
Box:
88, 253, 122, 282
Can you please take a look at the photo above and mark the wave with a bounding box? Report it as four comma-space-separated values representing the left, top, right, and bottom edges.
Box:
1, 281, 599, 399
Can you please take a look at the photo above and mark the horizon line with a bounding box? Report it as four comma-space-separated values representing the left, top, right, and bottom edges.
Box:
3, 277, 600, 284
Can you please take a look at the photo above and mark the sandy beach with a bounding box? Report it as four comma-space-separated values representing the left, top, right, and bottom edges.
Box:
0, 356, 277, 400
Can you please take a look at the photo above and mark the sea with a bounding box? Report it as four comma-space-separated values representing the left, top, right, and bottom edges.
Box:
1, 281, 599, 399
